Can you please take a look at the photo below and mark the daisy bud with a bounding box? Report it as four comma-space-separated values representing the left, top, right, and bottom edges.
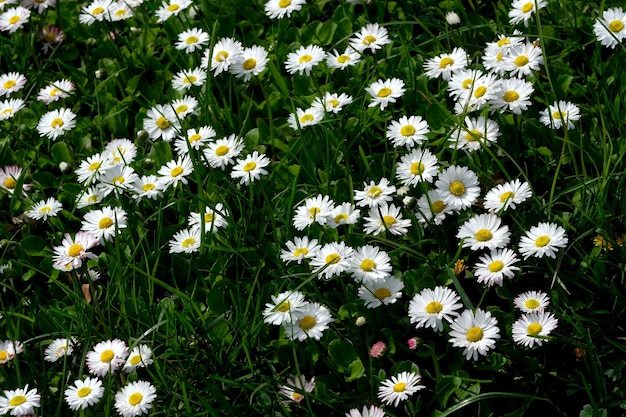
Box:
94, 69, 106, 79
369, 341, 386, 358
445, 11, 461, 25
59, 161, 72, 174
355, 316, 367, 327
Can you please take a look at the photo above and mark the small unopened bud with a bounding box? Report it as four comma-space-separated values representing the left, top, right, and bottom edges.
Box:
136, 129, 149, 142
142, 158, 154, 170
59, 161, 72, 174
369, 341, 386, 358
445, 11, 461, 26
355, 316, 367, 327
95, 69, 106, 79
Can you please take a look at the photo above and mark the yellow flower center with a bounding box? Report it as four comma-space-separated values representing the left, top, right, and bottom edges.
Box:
439, 57, 454, 68
89, 161, 101, 171
521, 2, 534, 13
496, 51, 503, 61
170, 166, 184, 177
278, 0, 291, 6
50, 88, 60, 97
298, 54, 312, 64
243, 161, 257, 172
475, 229, 493, 242
242, 58, 257, 71
115, 9, 127, 17
309, 207, 320, 217
204, 213, 214, 223
474, 85, 487, 98
449, 181, 465, 196
92, 6, 104, 14
99, 217, 114, 229
299, 315, 316, 330
87, 195, 99, 203
142, 183, 155, 192
552, 111, 564, 120
465, 129, 483, 142
129, 355, 142, 365
400, 125, 415, 136
503, 90, 520, 103
328, 99, 339, 108
382, 215, 396, 226
292, 392, 304, 401
9, 395, 26, 407
77, 387, 92, 398
432, 200, 445, 213
527, 322, 542, 335
167, 3, 179, 12
466, 326, 484, 342
277, 301, 291, 312
499, 191, 515, 203
535, 235, 551, 247
374, 288, 391, 300
377, 87, 392, 98
488, 260, 504, 272
156, 116, 170, 130
514, 55, 529, 67
334, 213, 348, 223
4, 177, 16, 189
609, 20, 625, 33
1, 107, 12, 116
40, 206, 51, 214
186, 36, 199, 44
189, 134, 201, 143
0, 351, 6, 361
462, 78, 473, 89
3, 80, 16, 89
128, 392, 143, 406
112, 175, 125, 184
68, 243, 84, 257
51, 118, 64, 128
181, 237, 195, 248
525, 299, 540, 309
336, 55, 350, 64
393, 382, 406, 392
293, 248, 308, 257
362, 35, 376, 45
497, 38, 510, 47
183, 75, 197, 84
216, 51, 229, 62
215, 145, 229, 156
410, 162, 425, 175
425, 301, 443, 314
367, 186, 382, 198
100, 349, 114, 362
299, 113, 315, 123
325, 253, 340, 264
360, 259, 376, 272
175, 104, 188, 114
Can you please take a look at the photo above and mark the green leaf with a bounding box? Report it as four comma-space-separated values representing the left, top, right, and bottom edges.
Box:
555, 74, 574, 97
328, 339, 358, 368
435, 376, 462, 408
346, 359, 365, 381
21, 236, 48, 256
51, 142, 73, 164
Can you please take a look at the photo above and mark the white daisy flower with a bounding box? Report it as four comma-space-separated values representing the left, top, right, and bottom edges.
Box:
386, 115, 430, 149
292, 194, 335, 230
64, 377, 104, 410
0, 72, 26, 97
503, 42, 544, 78
310, 241, 354, 280
75, 152, 113, 185
264, 0, 306, 19
0, 5, 30, 32
170, 95, 198, 119
132, 175, 164, 201
285, 44, 325, 76
324, 202, 360, 228
514, 290, 550, 313
123, 344, 153, 372
52, 231, 98, 271
0, 165, 29, 195
37, 107, 77, 140
114, 380, 157, 417
76, 185, 106, 208
203, 134, 244, 170
86, 339, 129, 377
363, 203, 412, 236
408, 286, 462, 332
423, 47, 468, 80
279, 374, 315, 404
448, 308, 500, 361
349, 23, 391, 53
519, 222, 568, 259
287, 107, 324, 130
105, 137, 137, 167
99, 164, 139, 197
169, 227, 201, 254
230, 151, 271, 185
204, 37, 243, 76
490, 77, 534, 114
188, 203, 229, 233
175, 27, 209, 53
482, 43, 508, 76
539, 100, 580, 130
78, 0, 112, 25
174, 126, 216, 154
81, 206, 128, 244
453, 73, 501, 114
311, 92, 353, 114
143, 104, 181, 141
26, 196, 62, 221
157, 155, 194, 189
483, 179, 532, 212
0, 385, 40, 416
473, 248, 520, 286
448, 116, 501, 151
280, 236, 320, 265
435, 165, 480, 211
262, 290, 308, 325
44, 337, 76, 362
395, 147, 439, 187
346, 405, 386, 417
456, 213, 511, 251
415, 189, 453, 227
109, 2, 133, 20
365, 77, 406, 110
512, 311, 558, 348
155, 0, 191, 22
509, 0, 547, 26
448, 69, 485, 100
348, 244, 392, 285
283, 302, 334, 341
593, 7, 626, 49
325, 48, 361, 70
0, 340, 24, 364
0, 97, 24, 120
358, 275, 404, 309
171, 67, 207, 91
377, 371, 425, 407
354, 177, 396, 208
37, 79, 73, 104
229, 45, 270, 82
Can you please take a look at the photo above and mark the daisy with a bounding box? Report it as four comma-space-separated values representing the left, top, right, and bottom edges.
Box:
86, 339, 129, 377
44, 337, 76, 362
0, 97, 24, 120
287, 107, 324, 130
0, 72, 26, 97
504, 42, 543, 78
423, 47, 468, 80
509, 0, 547, 26
280, 236, 320, 264
325, 202, 360, 228
123, 344, 153, 372
278, 375, 315, 404
354, 177, 396, 208
40, 25, 64, 53
155, 0, 191, 22
171, 67, 207, 91
482, 44, 508, 76
81, 206, 128, 244
348, 244, 392, 284
514, 290, 550, 313
229, 45, 270, 82
188, 203, 229, 233
448, 308, 500, 360
349, 23, 391, 53
105, 137, 137, 167
264, 0, 306, 19
408, 286, 462, 332
52, 231, 98, 271
230, 151, 270, 185
311, 92, 353, 114
132, 174, 164, 201
377, 371, 425, 407
456, 213, 511, 251
0, 340, 23, 364
143, 104, 180, 141
75, 153, 113, 185
0, 385, 40, 416
78, 0, 112, 25
310, 241, 354, 279
64, 377, 105, 410
175, 27, 209, 53
202, 134, 244, 170
169, 227, 201, 254
539, 100, 580, 130
358, 275, 404, 308
283, 302, 334, 341
114, 380, 157, 417
170, 95, 198, 119
483, 179, 532, 212
453, 73, 501, 114
363, 203, 412, 236
25, 196, 62, 221
204, 37, 243, 76
292, 193, 335, 230
37, 108, 77, 140
22, 0, 56, 13
174, 126, 216, 154
512, 311, 558, 348
448, 69, 485, 100
76, 185, 106, 208
326, 48, 361, 70
448, 116, 500, 151
0, 5, 30, 32
99, 164, 139, 197
0, 165, 29, 194
490, 77, 534, 115
109, 2, 133, 20
474, 248, 520, 286
435, 165, 480, 211
519, 222, 568, 259
285, 44, 325, 76
415, 189, 453, 227
395, 148, 439, 187
262, 290, 308, 325
386, 115, 430, 149
594, 7, 626, 49
0, 1, 19, 12
346, 405, 386, 417
366, 78, 405, 110
157, 155, 194, 189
